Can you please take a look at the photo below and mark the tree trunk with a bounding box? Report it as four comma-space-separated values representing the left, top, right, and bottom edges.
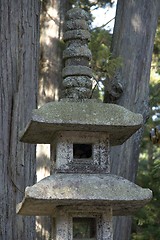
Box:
0, 1, 40, 239
36, 1, 72, 239
39, 0, 72, 106
104, 1, 160, 239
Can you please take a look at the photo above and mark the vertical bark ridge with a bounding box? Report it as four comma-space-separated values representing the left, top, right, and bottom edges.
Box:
0, 0, 40, 239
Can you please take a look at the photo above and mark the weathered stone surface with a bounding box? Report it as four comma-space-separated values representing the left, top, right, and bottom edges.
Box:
63, 87, 91, 99
65, 57, 89, 66
55, 206, 113, 240
51, 131, 110, 174
63, 45, 91, 60
63, 30, 91, 41
17, 173, 152, 216
66, 8, 89, 21
65, 19, 89, 31
17, 7, 152, 238
20, 100, 143, 145
62, 66, 92, 78
63, 76, 92, 88
62, 7, 92, 99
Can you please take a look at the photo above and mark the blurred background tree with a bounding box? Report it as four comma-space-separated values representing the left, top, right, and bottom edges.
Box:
0, 1, 40, 239
131, 19, 160, 240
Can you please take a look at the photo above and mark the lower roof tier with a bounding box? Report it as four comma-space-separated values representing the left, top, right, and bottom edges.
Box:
20, 99, 143, 145
17, 173, 152, 216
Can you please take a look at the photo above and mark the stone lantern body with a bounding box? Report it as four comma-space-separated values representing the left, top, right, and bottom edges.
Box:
17, 8, 152, 240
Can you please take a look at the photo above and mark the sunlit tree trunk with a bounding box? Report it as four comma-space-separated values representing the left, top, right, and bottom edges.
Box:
36, 1, 71, 239
104, 1, 160, 239
0, 0, 40, 239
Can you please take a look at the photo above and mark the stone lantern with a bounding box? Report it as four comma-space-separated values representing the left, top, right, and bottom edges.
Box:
17, 7, 152, 240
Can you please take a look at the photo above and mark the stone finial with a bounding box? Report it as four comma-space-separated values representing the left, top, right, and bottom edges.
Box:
62, 8, 92, 99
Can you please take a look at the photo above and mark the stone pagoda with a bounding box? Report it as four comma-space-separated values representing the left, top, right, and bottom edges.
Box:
17, 7, 152, 240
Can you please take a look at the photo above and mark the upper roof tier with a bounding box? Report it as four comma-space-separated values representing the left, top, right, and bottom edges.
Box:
20, 99, 143, 146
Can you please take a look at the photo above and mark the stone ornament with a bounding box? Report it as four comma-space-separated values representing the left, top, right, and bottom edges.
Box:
17, 7, 152, 240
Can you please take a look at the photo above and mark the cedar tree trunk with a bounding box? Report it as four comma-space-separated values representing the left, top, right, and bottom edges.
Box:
0, 0, 40, 239
104, 1, 160, 239
36, 1, 72, 239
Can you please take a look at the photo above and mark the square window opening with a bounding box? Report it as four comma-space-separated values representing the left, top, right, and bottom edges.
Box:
73, 144, 92, 159
73, 217, 96, 239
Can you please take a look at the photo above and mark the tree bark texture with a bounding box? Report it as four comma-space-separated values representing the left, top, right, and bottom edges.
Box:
104, 1, 160, 239
36, 1, 72, 239
39, 0, 72, 106
0, 1, 40, 239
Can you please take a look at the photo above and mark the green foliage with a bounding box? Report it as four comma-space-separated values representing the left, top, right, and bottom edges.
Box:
70, 0, 114, 11
153, 19, 160, 74
90, 29, 112, 72
132, 95, 160, 239
131, 40, 160, 239
150, 79, 160, 108
70, 0, 115, 29
89, 28, 122, 99
132, 142, 160, 239
132, 154, 160, 239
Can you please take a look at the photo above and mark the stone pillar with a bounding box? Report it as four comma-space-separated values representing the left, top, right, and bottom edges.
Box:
62, 8, 92, 99
56, 208, 69, 240
102, 208, 113, 240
